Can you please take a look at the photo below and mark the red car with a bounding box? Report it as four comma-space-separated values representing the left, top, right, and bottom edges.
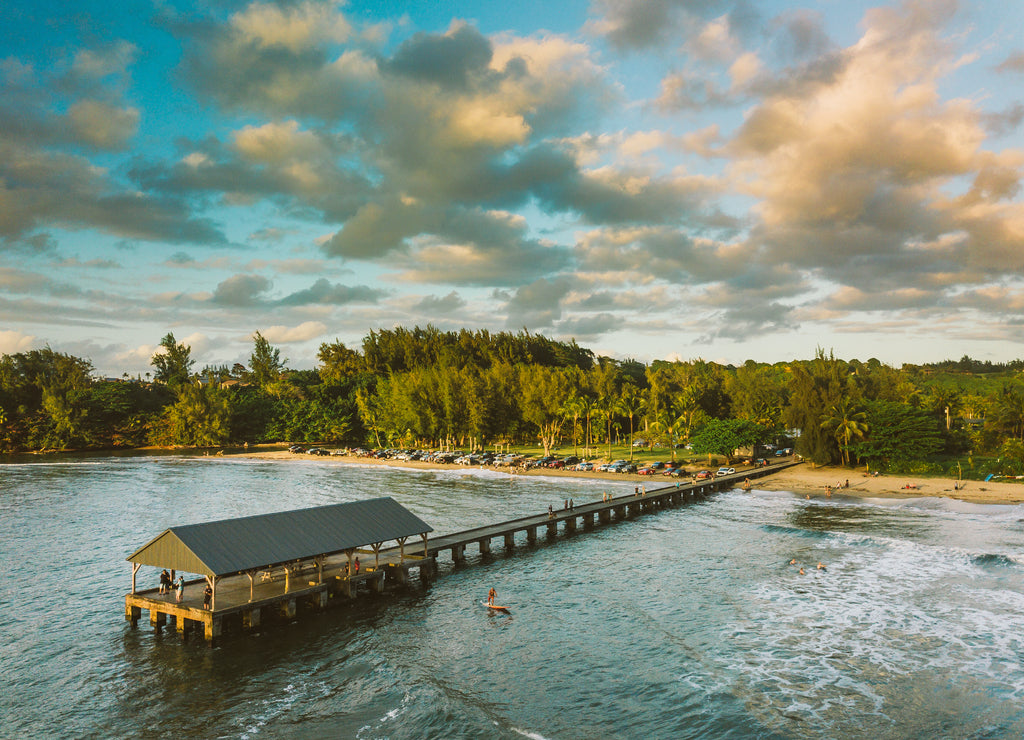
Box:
695, 469, 713, 480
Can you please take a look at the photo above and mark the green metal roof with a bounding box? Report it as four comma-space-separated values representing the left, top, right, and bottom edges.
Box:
126, 497, 433, 578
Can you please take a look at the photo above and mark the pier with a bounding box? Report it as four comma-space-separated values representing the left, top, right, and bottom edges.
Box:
125, 461, 800, 641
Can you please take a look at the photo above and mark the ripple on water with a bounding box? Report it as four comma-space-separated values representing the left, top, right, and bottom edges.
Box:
4, 459, 1024, 738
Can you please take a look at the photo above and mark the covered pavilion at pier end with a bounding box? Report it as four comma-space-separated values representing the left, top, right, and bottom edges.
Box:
125, 497, 433, 641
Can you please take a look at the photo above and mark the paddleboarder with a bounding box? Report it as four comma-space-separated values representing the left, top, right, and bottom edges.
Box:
487, 587, 496, 606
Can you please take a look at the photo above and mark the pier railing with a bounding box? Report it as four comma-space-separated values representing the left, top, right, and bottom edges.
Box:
125, 459, 801, 642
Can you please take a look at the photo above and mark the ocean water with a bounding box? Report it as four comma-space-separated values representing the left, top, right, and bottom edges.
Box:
2, 454, 1024, 739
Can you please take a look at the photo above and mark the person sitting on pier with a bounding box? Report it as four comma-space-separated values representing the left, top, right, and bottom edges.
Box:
203, 584, 213, 610
488, 587, 496, 605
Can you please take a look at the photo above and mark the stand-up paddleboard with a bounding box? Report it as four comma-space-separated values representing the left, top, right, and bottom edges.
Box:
482, 601, 510, 613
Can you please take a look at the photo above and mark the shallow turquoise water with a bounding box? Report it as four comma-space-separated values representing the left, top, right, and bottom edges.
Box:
2, 455, 1024, 738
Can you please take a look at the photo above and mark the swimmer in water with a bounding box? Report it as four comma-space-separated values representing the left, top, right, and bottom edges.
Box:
817, 562, 826, 570
798, 567, 805, 575
790, 558, 797, 565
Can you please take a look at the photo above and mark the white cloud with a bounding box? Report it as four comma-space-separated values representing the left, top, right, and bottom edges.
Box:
0, 330, 38, 354
259, 321, 328, 343
230, 0, 353, 52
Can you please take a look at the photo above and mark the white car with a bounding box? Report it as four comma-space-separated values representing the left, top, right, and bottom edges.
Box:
717, 467, 736, 475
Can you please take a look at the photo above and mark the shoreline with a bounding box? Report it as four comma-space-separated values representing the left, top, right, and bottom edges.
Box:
236, 449, 1024, 506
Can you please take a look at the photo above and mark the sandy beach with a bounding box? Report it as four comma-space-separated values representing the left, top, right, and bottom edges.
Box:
238, 449, 1024, 506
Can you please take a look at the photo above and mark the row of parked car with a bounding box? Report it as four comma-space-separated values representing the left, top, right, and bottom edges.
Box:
288, 445, 761, 479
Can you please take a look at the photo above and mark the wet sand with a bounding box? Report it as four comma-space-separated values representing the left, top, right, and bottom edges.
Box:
237, 449, 1024, 505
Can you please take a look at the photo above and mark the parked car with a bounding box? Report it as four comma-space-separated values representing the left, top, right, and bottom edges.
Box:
575, 461, 594, 471
775, 448, 792, 456
717, 467, 736, 475
695, 469, 713, 480
637, 466, 658, 475
288, 445, 305, 454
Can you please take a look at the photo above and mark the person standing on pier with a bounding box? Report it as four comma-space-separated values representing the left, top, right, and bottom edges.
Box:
203, 584, 213, 610
159, 569, 170, 595
354, 557, 360, 574
174, 576, 184, 603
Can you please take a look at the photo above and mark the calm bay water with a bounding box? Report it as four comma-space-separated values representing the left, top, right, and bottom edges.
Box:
3, 455, 1024, 739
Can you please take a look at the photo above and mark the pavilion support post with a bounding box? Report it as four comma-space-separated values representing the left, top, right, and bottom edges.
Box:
204, 616, 222, 641
370, 572, 385, 593
345, 549, 355, 577
131, 562, 141, 594
243, 608, 261, 630
397, 536, 407, 563
246, 571, 255, 602
420, 556, 436, 581
372, 542, 383, 569
316, 555, 325, 584
421, 533, 429, 556
125, 602, 141, 625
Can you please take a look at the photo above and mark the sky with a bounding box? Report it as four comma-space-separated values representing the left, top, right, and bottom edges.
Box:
2, 0, 1024, 377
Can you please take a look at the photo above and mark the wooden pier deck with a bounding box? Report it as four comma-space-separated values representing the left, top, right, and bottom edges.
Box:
125, 460, 800, 641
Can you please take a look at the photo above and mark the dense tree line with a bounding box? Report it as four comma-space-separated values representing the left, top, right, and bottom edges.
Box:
3, 329, 1024, 478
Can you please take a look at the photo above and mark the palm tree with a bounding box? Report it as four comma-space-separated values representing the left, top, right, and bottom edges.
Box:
995, 386, 1024, 440
581, 395, 598, 456
618, 384, 644, 460
598, 392, 618, 461
821, 398, 868, 467
561, 394, 587, 457
651, 407, 686, 461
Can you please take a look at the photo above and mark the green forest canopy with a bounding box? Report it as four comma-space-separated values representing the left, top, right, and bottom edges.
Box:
2, 327, 1024, 478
